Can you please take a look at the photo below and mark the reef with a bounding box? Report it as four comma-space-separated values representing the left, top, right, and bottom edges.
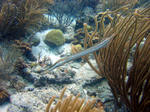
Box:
0, 0, 149, 112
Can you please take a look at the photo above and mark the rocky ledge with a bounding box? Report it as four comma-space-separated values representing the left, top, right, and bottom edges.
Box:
6, 60, 114, 112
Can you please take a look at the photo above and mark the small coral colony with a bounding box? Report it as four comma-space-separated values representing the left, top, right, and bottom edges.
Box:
0, 0, 150, 112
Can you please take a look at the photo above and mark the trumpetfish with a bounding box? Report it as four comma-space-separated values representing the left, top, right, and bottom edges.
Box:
39, 35, 115, 73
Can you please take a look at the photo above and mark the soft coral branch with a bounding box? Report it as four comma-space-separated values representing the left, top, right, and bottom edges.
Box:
0, 0, 53, 39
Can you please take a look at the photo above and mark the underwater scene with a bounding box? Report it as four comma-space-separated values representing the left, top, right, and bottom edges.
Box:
0, 0, 150, 112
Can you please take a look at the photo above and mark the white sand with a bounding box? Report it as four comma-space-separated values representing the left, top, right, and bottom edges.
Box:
0, 103, 10, 112
32, 29, 71, 64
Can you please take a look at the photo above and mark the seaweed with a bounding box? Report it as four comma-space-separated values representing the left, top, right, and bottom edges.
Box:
0, 0, 53, 39
0, 42, 22, 89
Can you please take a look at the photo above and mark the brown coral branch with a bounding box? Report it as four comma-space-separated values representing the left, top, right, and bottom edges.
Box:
46, 87, 105, 112
83, 6, 150, 112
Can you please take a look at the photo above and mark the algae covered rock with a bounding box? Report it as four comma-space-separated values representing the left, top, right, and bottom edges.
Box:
71, 44, 82, 54
44, 29, 65, 47
31, 37, 40, 46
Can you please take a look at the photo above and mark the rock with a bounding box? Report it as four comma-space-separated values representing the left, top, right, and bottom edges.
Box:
70, 62, 82, 69
83, 7, 95, 17
24, 50, 37, 61
83, 78, 114, 111
74, 60, 100, 81
21, 66, 75, 87
0, 89, 10, 105
64, 25, 76, 44
71, 44, 82, 55
7, 85, 89, 112
10, 79, 26, 91
82, 77, 106, 87
24, 85, 34, 92
96, 4, 103, 13
31, 37, 40, 46
33, 65, 43, 72
44, 29, 65, 47
0, 104, 10, 112
8, 87, 59, 112
65, 84, 86, 97
65, 38, 75, 43
74, 18, 84, 31
64, 26, 75, 41
7, 57, 116, 112
7, 105, 25, 112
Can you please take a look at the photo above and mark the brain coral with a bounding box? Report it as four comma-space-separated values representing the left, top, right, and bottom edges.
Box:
44, 29, 65, 47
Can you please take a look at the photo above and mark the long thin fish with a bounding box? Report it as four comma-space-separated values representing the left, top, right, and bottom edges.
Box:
40, 35, 114, 73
